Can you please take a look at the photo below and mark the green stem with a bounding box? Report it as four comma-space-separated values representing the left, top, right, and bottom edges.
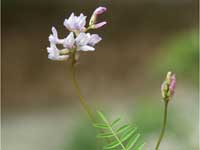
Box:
69, 57, 95, 123
155, 101, 169, 150
69, 53, 111, 148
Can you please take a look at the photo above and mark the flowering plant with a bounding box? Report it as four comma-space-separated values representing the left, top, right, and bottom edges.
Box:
46, 6, 176, 150
47, 7, 106, 62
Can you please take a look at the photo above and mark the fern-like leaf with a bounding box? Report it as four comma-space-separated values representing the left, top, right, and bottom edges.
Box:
94, 111, 144, 150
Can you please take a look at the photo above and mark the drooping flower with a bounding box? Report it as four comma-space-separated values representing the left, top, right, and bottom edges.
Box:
64, 13, 87, 32
89, 6, 107, 29
47, 43, 69, 61
161, 72, 176, 101
48, 27, 64, 44
47, 28, 75, 60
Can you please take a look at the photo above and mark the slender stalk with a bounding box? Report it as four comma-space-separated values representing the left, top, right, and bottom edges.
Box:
155, 101, 169, 150
69, 57, 95, 123
69, 53, 111, 147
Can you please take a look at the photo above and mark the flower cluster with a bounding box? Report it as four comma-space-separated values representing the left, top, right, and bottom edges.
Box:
161, 72, 176, 101
47, 7, 107, 61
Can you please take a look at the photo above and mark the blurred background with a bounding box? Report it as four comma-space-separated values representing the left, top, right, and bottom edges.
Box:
2, 0, 199, 150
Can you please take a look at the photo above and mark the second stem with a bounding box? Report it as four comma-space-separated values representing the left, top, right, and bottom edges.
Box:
155, 100, 169, 150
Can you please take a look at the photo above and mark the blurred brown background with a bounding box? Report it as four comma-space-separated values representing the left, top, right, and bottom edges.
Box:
2, 0, 199, 150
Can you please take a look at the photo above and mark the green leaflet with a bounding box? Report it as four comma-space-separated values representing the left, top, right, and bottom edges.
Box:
94, 111, 144, 150
126, 134, 140, 150
111, 118, 121, 127
93, 123, 109, 129
97, 132, 114, 138
134, 143, 145, 150
104, 141, 121, 149
120, 127, 137, 142
116, 125, 130, 134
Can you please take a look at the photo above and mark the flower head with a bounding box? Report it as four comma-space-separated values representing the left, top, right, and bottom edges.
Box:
47, 6, 107, 62
161, 72, 176, 101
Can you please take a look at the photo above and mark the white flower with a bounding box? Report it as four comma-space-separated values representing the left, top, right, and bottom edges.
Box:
47, 43, 69, 61
64, 13, 87, 32
76, 33, 102, 51
47, 29, 76, 61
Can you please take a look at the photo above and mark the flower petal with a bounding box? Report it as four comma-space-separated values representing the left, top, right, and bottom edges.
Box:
88, 34, 102, 46
63, 32, 75, 49
78, 45, 95, 51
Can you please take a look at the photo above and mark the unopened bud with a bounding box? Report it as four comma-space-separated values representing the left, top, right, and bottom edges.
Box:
161, 72, 176, 101
89, 6, 107, 27
91, 21, 107, 29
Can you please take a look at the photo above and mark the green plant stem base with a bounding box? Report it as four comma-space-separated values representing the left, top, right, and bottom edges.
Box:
155, 101, 169, 150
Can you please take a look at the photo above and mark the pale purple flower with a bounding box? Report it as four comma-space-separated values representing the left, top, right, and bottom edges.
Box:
63, 32, 75, 49
47, 29, 76, 61
76, 32, 102, 51
64, 13, 87, 32
88, 34, 102, 46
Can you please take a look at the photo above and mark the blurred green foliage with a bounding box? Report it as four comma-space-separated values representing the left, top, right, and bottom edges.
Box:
132, 99, 187, 134
153, 30, 198, 84
64, 97, 196, 150
130, 98, 194, 150
65, 119, 98, 150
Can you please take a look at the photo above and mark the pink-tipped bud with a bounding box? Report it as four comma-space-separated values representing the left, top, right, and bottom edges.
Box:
169, 74, 176, 96
93, 21, 107, 29
89, 6, 107, 26
93, 6, 107, 15
161, 72, 176, 101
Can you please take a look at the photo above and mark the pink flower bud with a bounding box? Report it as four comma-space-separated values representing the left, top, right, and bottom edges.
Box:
89, 6, 107, 26
161, 72, 176, 101
93, 7, 107, 15
93, 21, 107, 29
169, 74, 176, 96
